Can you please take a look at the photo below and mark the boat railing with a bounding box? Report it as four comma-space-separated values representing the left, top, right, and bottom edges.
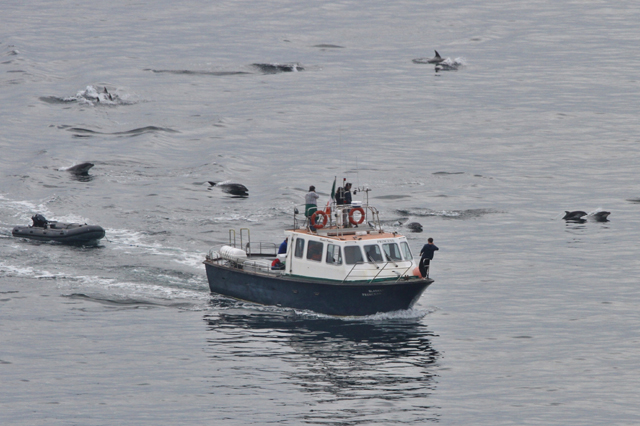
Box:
241, 259, 284, 276
244, 241, 278, 257
343, 260, 413, 283
228, 228, 254, 250
294, 202, 383, 234
227, 228, 277, 256
205, 251, 284, 276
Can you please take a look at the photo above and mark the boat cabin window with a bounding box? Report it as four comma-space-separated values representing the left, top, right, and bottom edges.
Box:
326, 244, 342, 265
294, 238, 305, 258
364, 244, 384, 263
306, 240, 323, 262
344, 246, 364, 265
382, 243, 402, 261
400, 242, 412, 260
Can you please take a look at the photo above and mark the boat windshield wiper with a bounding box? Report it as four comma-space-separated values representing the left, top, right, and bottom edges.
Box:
367, 253, 380, 269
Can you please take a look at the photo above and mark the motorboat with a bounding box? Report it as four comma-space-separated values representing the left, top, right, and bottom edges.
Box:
12, 214, 106, 245
203, 188, 434, 316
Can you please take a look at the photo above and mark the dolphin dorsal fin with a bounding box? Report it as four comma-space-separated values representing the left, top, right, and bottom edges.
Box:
434, 50, 441, 58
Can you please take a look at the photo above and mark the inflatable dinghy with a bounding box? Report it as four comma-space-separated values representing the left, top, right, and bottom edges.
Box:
12, 214, 105, 244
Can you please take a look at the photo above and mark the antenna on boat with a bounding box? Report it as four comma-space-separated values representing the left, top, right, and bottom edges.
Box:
339, 127, 344, 173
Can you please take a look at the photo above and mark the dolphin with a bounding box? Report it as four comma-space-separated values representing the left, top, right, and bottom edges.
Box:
427, 50, 445, 64
66, 162, 94, 175
208, 181, 249, 197
252, 63, 303, 74
435, 61, 460, 72
406, 222, 423, 232
562, 211, 587, 221
102, 87, 113, 101
589, 211, 611, 222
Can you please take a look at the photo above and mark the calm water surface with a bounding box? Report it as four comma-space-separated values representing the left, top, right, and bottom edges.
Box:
2, 1, 640, 424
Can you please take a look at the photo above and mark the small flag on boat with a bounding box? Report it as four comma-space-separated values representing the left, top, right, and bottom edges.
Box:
330, 176, 336, 200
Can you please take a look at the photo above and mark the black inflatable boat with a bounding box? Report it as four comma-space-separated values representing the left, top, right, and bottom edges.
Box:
12, 214, 105, 244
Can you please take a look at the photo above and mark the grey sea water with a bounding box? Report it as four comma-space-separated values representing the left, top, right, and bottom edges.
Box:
2, 1, 640, 424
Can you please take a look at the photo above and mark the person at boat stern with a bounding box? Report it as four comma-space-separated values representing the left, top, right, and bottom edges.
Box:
305, 186, 320, 218
419, 238, 439, 278
278, 238, 288, 254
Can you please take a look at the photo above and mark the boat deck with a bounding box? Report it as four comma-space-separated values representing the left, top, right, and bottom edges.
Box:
289, 225, 396, 241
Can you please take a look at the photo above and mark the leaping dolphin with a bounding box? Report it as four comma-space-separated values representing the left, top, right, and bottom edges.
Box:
208, 181, 249, 197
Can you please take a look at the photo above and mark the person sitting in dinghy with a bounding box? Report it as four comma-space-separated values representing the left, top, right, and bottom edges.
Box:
32, 214, 48, 228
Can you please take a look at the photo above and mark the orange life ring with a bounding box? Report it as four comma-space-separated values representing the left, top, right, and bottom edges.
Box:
349, 207, 365, 225
310, 211, 328, 229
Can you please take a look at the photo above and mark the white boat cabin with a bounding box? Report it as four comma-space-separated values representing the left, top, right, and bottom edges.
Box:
281, 227, 417, 282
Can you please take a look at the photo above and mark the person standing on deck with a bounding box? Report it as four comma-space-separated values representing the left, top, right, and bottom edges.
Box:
278, 238, 288, 254
336, 182, 353, 227
305, 186, 320, 218
419, 237, 439, 278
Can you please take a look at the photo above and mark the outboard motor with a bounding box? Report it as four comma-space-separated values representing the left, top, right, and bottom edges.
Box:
31, 214, 48, 228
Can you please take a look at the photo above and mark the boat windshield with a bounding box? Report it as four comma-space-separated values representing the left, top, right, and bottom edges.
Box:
344, 246, 364, 265
294, 238, 305, 258
382, 243, 402, 261
326, 244, 342, 265
307, 240, 323, 262
400, 241, 412, 260
364, 244, 384, 263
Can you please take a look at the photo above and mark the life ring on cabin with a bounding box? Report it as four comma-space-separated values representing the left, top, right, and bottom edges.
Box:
348, 207, 365, 225
310, 211, 328, 229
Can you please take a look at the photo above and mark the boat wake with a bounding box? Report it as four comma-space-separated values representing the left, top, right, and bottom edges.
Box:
104, 227, 206, 269
206, 294, 435, 321
0, 193, 63, 225
62, 292, 204, 310
0, 260, 209, 307
305, 307, 437, 321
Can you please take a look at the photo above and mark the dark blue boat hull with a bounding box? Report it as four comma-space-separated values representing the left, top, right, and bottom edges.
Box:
204, 261, 432, 316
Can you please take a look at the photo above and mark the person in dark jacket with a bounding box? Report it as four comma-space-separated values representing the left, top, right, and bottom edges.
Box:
343, 182, 352, 204
336, 183, 353, 226
278, 238, 288, 254
419, 237, 439, 278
